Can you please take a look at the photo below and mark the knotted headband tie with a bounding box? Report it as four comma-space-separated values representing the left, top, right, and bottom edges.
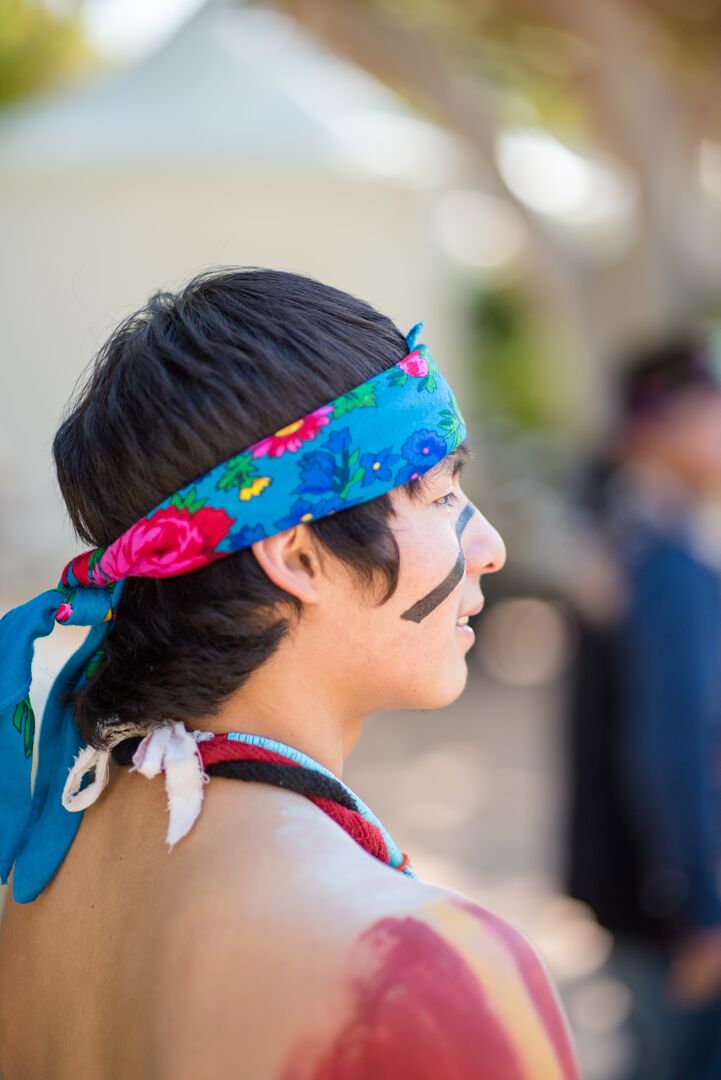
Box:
0, 321, 466, 901
61, 723, 416, 876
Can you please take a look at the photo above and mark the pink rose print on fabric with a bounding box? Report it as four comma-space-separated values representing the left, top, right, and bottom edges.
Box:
55, 602, 73, 623
251, 404, 333, 459
61, 548, 95, 587
399, 350, 428, 378
100, 505, 233, 580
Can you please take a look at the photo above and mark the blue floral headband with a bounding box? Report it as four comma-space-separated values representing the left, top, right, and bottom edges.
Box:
0, 321, 466, 901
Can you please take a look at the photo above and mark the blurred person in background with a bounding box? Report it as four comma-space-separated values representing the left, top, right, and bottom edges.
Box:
564, 333, 721, 1079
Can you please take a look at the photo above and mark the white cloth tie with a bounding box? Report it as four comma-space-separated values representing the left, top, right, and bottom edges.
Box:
61, 720, 214, 849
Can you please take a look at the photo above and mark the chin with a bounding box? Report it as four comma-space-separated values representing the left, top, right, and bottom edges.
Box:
415, 662, 470, 711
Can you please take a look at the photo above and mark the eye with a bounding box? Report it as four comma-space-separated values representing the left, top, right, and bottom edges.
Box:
435, 491, 459, 509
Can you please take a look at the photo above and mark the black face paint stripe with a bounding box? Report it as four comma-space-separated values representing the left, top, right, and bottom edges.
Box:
400, 501, 476, 623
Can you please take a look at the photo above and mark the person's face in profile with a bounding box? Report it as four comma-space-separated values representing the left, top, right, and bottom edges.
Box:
251, 449, 506, 718
318, 453, 507, 714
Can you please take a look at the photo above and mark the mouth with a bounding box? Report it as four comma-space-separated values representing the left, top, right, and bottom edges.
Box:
457, 599, 484, 625
456, 599, 483, 641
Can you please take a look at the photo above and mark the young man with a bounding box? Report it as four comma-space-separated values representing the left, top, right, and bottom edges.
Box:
0, 269, 577, 1078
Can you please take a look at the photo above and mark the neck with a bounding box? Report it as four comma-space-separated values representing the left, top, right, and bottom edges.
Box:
192, 636, 364, 778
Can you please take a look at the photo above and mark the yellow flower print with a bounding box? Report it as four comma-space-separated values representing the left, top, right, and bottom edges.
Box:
239, 476, 271, 501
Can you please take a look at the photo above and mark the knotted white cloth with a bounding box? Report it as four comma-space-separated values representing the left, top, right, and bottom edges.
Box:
61, 720, 214, 848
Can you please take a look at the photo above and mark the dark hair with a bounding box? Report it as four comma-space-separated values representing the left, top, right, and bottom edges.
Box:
53, 268, 426, 751
616, 333, 718, 419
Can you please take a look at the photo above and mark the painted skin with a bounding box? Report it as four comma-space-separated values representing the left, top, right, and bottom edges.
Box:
401, 500, 476, 623
280, 461, 575, 1076
0, 468, 574, 1078
284, 896, 578, 1080
283, 483, 574, 1079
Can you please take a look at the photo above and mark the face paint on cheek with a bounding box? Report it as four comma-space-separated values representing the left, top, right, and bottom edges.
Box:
400, 500, 475, 623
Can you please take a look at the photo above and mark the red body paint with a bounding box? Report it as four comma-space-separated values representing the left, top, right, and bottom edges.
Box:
286, 898, 578, 1080
305, 914, 526, 1080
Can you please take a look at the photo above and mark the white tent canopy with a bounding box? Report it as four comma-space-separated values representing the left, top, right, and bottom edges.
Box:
0, 1, 459, 184
0, 1, 468, 594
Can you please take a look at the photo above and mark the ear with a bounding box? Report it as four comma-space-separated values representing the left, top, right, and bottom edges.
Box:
250, 525, 324, 605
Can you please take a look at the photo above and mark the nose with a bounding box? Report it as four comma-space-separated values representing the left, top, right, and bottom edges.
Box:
465, 505, 506, 577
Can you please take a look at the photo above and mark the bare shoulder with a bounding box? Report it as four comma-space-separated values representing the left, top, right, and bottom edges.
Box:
152, 840, 577, 1080
142, 785, 438, 1077
283, 886, 579, 1080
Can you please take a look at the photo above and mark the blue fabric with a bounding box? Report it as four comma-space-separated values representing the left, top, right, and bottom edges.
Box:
0, 589, 64, 884
609, 935, 721, 1080
0, 321, 461, 902
76, 320, 466, 586
616, 535, 721, 929
0, 584, 117, 902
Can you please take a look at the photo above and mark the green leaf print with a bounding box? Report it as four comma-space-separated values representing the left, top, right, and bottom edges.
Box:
338, 467, 365, 500
216, 453, 258, 494
12, 697, 35, 759
332, 384, 378, 419
438, 409, 464, 450
170, 486, 207, 512
88, 547, 107, 574
414, 366, 437, 394
85, 649, 106, 680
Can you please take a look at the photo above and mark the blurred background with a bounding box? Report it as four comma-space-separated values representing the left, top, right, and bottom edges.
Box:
4, 1, 721, 1076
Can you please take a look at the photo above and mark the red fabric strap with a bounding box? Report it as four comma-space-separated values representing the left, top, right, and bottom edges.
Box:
199, 736, 389, 866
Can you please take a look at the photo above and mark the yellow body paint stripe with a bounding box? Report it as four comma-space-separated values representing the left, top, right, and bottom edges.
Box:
423, 900, 564, 1080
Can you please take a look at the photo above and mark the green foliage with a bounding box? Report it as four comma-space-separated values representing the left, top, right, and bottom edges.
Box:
468, 285, 565, 431
0, 0, 93, 109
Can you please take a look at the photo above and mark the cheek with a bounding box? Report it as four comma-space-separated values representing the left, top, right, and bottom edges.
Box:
395, 517, 464, 624
335, 511, 467, 672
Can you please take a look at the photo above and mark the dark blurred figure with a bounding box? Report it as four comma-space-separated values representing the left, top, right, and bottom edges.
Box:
564, 333, 721, 1079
